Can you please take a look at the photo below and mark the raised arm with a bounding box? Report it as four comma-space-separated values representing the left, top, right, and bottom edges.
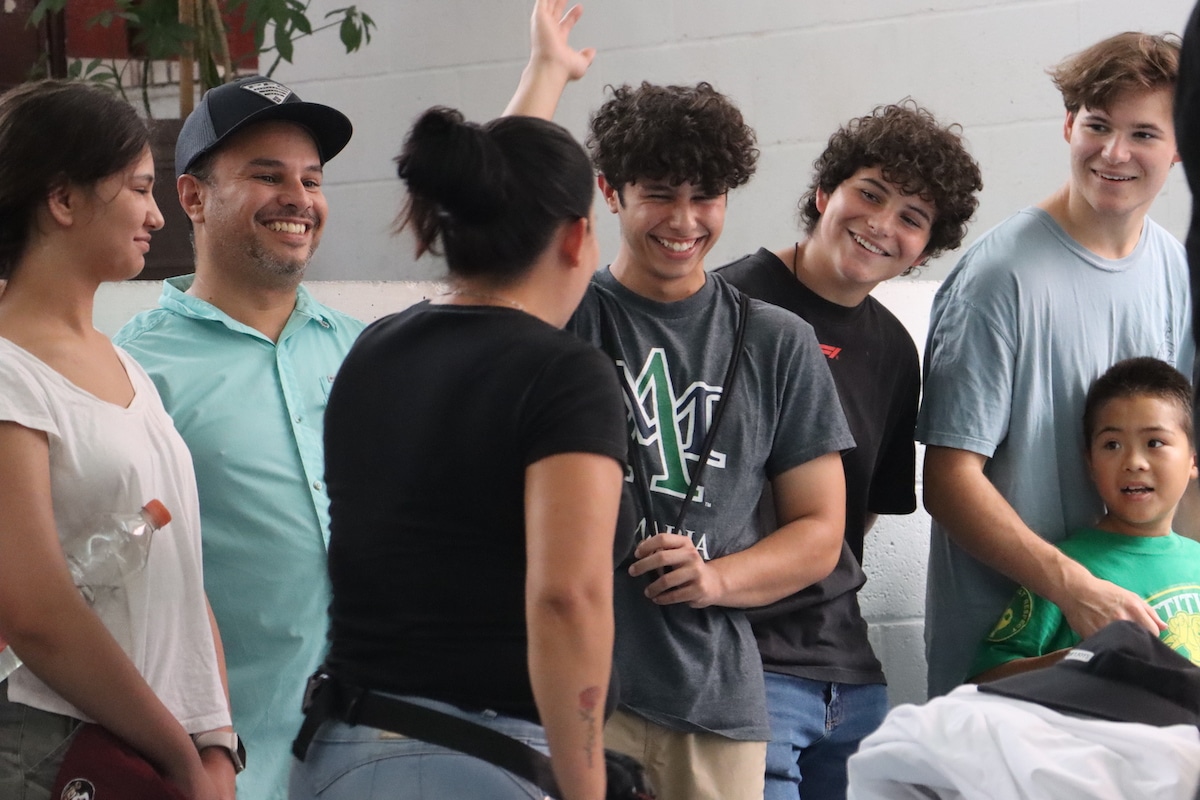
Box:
0, 422, 218, 800
630, 451, 846, 609
503, 0, 596, 119
525, 451, 623, 800
923, 445, 1165, 638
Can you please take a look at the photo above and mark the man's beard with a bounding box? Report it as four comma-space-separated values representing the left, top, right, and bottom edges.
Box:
247, 236, 317, 288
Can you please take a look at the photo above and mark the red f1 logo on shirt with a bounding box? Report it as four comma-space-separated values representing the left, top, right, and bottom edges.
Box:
820, 344, 842, 360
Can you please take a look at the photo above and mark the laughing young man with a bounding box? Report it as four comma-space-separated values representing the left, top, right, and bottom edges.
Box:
917, 32, 1195, 697
717, 103, 982, 800
505, 3, 850, 798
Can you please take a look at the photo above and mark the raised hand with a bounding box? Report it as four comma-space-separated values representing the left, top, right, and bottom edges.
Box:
530, 0, 596, 82
504, 0, 596, 119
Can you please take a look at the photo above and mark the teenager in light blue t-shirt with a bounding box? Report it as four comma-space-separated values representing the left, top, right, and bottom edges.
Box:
917, 32, 1195, 697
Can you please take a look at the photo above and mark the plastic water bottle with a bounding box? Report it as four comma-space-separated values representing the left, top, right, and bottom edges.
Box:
0, 500, 170, 681
64, 499, 172, 605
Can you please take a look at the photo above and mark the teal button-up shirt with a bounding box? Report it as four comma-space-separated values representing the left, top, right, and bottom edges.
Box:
116, 275, 365, 800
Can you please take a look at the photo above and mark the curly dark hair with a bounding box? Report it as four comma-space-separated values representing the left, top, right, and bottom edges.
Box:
800, 101, 983, 265
1049, 32, 1179, 115
586, 81, 758, 197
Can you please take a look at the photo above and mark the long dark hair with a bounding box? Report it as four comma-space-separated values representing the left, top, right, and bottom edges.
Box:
394, 107, 593, 283
0, 80, 150, 279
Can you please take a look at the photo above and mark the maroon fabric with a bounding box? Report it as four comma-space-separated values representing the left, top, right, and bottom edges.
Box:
51, 724, 187, 800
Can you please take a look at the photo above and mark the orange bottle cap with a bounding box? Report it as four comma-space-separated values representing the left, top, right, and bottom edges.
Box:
142, 499, 172, 529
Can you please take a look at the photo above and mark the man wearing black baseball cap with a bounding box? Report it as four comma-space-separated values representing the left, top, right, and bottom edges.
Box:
116, 75, 365, 800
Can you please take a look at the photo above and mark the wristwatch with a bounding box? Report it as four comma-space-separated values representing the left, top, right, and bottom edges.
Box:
192, 730, 247, 774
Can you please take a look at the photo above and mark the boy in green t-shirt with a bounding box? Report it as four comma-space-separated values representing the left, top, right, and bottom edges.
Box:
971, 357, 1200, 681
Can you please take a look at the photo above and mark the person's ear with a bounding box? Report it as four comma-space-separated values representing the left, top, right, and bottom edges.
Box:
814, 186, 831, 216
559, 216, 590, 267
598, 175, 622, 214
178, 174, 206, 224
45, 183, 78, 227
1063, 110, 1076, 144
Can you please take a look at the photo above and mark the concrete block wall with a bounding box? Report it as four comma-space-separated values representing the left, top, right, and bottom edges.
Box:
255, 0, 1194, 285
95, 277, 941, 707
115, 0, 1200, 707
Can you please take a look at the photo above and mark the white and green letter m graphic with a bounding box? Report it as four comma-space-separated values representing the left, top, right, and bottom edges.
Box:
618, 347, 727, 503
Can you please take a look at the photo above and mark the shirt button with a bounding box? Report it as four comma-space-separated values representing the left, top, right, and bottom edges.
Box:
313, 481, 323, 491
319, 320, 331, 328
294, 415, 302, 423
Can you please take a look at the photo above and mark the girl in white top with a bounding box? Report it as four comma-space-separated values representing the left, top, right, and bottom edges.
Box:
0, 81, 231, 800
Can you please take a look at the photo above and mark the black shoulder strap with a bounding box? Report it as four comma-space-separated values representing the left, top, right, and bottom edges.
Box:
669, 292, 750, 533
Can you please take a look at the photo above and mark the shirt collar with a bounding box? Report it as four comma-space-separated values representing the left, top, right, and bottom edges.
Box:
160, 274, 343, 338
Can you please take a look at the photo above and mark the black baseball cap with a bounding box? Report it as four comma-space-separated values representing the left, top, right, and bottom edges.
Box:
175, 75, 353, 177
977, 620, 1200, 727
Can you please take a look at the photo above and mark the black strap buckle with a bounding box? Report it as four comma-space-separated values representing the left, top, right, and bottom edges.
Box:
301, 670, 331, 714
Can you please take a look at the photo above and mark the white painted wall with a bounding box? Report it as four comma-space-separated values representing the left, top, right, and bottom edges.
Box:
252, 0, 1194, 284
96, 278, 941, 706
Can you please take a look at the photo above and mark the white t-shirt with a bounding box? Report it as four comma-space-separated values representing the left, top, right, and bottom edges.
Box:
0, 337, 228, 733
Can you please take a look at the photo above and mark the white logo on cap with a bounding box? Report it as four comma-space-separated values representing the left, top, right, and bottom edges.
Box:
241, 80, 292, 105
1064, 648, 1095, 663
60, 778, 95, 800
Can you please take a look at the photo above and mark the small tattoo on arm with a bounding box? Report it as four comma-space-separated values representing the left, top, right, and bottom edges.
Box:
578, 686, 601, 768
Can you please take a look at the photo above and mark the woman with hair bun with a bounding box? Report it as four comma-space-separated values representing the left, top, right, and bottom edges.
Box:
0, 81, 232, 800
289, 107, 627, 800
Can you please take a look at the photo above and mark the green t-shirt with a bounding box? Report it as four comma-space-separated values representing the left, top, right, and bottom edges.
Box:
971, 527, 1200, 677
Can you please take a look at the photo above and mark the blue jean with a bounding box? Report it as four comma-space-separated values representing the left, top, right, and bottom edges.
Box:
288, 694, 550, 800
762, 672, 888, 800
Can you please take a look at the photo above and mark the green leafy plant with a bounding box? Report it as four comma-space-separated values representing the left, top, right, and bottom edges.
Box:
27, 0, 374, 116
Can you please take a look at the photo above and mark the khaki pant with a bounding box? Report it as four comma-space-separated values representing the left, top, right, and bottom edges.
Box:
605, 708, 766, 800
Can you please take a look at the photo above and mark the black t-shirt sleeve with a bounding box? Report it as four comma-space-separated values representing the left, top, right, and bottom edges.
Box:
522, 343, 628, 469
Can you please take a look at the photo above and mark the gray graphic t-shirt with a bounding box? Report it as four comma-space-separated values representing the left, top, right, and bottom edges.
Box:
570, 268, 853, 739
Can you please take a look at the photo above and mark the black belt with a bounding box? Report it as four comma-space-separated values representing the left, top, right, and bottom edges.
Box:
292, 670, 655, 800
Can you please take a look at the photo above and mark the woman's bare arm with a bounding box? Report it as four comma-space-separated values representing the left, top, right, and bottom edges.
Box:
0, 421, 216, 800
525, 451, 623, 800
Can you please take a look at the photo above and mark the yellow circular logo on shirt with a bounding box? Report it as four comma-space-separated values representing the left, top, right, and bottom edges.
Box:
986, 587, 1034, 642
1148, 585, 1200, 666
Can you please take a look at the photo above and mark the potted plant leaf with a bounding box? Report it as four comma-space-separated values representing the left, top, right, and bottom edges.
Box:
23, 0, 374, 278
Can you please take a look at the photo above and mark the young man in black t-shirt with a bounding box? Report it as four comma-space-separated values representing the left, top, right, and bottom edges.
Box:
717, 104, 982, 800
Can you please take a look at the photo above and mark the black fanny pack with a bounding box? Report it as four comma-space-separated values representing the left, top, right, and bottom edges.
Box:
293, 670, 656, 800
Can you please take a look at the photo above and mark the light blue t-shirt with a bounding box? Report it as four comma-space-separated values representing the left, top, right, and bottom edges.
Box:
115, 275, 365, 800
915, 208, 1193, 697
